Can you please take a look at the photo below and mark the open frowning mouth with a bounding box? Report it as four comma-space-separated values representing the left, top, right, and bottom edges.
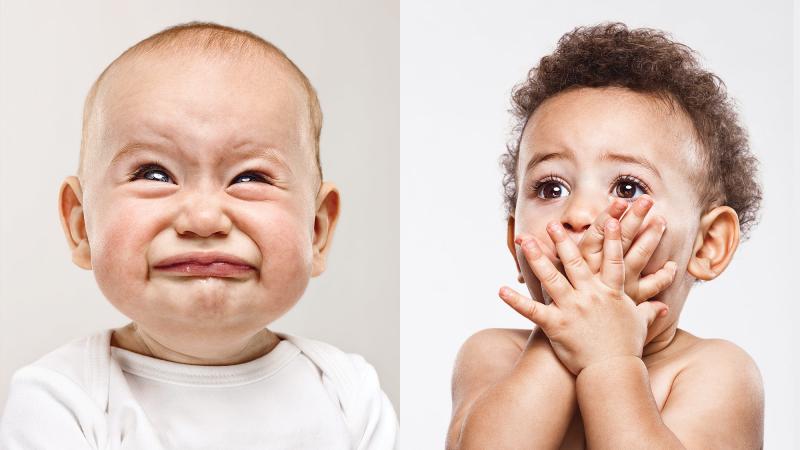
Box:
153, 252, 256, 278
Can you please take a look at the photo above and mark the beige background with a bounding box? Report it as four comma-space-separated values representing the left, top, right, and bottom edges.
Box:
0, 1, 399, 410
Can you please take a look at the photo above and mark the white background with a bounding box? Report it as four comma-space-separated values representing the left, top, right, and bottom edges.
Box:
401, 0, 797, 447
0, 1, 399, 410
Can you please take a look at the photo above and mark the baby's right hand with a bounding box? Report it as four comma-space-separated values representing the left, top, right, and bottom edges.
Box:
578, 195, 676, 303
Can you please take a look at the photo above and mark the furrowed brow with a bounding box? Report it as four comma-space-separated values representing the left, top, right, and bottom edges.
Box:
109, 143, 153, 166
226, 145, 294, 176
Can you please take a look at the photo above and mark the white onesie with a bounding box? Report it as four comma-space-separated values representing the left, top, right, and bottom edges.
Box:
0, 330, 397, 449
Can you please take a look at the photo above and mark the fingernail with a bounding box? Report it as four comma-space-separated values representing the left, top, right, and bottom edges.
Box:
547, 222, 565, 239
609, 197, 626, 211
523, 239, 541, 256
635, 196, 653, 214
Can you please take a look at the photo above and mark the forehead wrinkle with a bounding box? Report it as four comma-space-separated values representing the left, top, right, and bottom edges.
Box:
223, 145, 295, 176
79, 24, 322, 180
108, 142, 183, 169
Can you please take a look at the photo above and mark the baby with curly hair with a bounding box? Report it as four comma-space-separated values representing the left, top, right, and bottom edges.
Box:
448, 23, 763, 449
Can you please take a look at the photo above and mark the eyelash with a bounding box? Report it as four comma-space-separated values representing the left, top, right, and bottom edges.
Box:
530, 173, 567, 195
129, 163, 173, 183
231, 171, 274, 185
128, 164, 274, 185
529, 173, 651, 200
614, 173, 651, 197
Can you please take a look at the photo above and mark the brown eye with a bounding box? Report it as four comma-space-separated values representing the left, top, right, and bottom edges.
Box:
537, 181, 570, 199
613, 177, 646, 199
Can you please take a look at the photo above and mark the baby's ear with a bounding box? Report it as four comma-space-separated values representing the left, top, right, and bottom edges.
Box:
59, 176, 92, 270
687, 205, 739, 281
311, 181, 340, 277
506, 216, 524, 283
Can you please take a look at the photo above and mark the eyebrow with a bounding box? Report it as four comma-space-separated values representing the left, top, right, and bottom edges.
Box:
109, 141, 293, 175
600, 152, 662, 180
230, 145, 294, 176
524, 148, 576, 175
524, 149, 662, 180
109, 142, 164, 167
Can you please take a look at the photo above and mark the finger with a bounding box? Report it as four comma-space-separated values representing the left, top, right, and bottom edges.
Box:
579, 198, 628, 271
519, 237, 574, 304
547, 221, 593, 289
499, 286, 554, 329
637, 261, 678, 300
624, 216, 666, 278
637, 300, 670, 327
600, 218, 624, 290
618, 195, 654, 253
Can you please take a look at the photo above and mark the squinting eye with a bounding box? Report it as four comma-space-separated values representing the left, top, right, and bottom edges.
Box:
536, 180, 570, 199
613, 177, 647, 199
131, 165, 173, 183
232, 172, 269, 184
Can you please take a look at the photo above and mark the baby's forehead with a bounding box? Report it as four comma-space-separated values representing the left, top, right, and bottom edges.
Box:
100, 46, 307, 110
527, 88, 701, 159
81, 47, 317, 178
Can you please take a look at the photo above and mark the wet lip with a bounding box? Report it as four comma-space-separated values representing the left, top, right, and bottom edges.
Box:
153, 252, 255, 278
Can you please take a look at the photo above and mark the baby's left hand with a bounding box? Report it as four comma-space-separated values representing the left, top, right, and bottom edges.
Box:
500, 218, 669, 376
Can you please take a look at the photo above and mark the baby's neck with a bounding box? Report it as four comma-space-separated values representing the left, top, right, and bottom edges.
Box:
110, 323, 281, 366
642, 325, 687, 363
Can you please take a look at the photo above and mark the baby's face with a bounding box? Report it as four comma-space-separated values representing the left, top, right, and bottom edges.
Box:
78, 52, 321, 342
514, 87, 703, 319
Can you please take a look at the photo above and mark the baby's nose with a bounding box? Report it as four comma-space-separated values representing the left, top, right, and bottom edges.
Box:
562, 221, 591, 234
559, 193, 605, 237
174, 192, 233, 238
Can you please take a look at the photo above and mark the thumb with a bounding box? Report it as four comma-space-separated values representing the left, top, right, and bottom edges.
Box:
638, 300, 669, 327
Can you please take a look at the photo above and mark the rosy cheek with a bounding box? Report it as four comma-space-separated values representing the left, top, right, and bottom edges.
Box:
639, 218, 692, 276
88, 199, 162, 294
238, 207, 313, 274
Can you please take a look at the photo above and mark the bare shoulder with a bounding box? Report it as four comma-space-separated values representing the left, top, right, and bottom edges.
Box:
451, 329, 529, 405
452, 328, 530, 388
661, 331, 764, 448
456, 328, 529, 362
680, 333, 762, 387
448, 328, 532, 446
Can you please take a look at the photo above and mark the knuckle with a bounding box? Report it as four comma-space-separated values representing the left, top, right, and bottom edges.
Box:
657, 274, 671, 291
632, 243, 652, 260
607, 255, 624, 266
565, 256, 584, 271
621, 232, 634, 248
624, 264, 640, 279
526, 299, 537, 319
591, 224, 605, 239
543, 269, 562, 287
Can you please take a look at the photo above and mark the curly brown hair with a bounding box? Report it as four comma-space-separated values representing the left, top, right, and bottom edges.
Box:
501, 23, 761, 239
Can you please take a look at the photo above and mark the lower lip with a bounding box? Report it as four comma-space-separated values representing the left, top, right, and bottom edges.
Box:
154, 262, 255, 278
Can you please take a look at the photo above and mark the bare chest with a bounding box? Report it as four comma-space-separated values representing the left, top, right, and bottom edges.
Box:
558, 361, 681, 450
